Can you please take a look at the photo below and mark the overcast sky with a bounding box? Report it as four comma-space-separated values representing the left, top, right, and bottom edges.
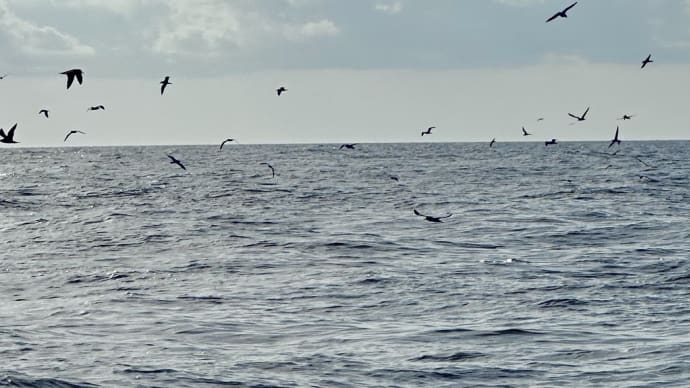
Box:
1, 0, 688, 146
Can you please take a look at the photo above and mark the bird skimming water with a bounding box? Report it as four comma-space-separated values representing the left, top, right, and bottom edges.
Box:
167, 154, 186, 170
414, 208, 452, 223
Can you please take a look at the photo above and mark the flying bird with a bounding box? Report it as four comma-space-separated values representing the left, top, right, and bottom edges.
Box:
413, 208, 452, 223
608, 126, 621, 148
260, 162, 275, 178
546, 2, 577, 23
61, 69, 83, 89
276, 86, 287, 96
421, 126, 435, 136
489, 138, 496, 147
167, 154, 186, 170
339, 143, 356, 150
0, 74, 7, 80
545, 139, 558, 146
219, 138, 239, 150
0, 124, 19, 144
537, 117, 544, 122
87, 105, 105, 111
38, 109, 49, 118
618, 114, 634, 120
390, 175, 400, 182
160, 76, 172, 95
522, 127, 531, 136
568, 106, 590, 122
641, 54, 653, 69
63, 130, 86, 142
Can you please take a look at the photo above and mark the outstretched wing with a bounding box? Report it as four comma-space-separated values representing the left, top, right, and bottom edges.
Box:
65, 74, 74, 89
582, 107, 590, 118
567, 113, 579, 120
564, 2, 577, 12
0, 128, 6, 139
413, 209, 424, 217
64, 132, 72, 142
545, 13, 559, 23
75, 71, 83, 85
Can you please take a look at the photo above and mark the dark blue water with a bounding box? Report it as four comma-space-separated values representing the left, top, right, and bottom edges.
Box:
1, 142, 688, 387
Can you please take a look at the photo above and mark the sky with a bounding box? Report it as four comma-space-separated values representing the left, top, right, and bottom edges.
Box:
0, 0, 689, 146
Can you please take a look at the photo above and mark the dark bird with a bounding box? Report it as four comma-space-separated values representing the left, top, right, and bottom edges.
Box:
489, 138, 496, 147
545, 139, 558, 146
641, 54, 653, 69
64, 130, 86, 142
390, 175, 400, 182
276, 86, 287, 96
421, 126, 435, 136
167, 154, 186, 170
414, 208, 452, 223
546, 2, 577, 23
608, 126, 621, 148
61, 69, 83, 89
0, 124, 19, 144
38, 109, 49, 118
537, 117, 544, 122
219, 138, 239, 150
568, 106, 589, 122
160, 76, 171, 95
339, 143, 356, 150
0, 74, 7, 80
87, 105, 105, 111
618, 114, 634, 120
522, 127, 531, 136
260, 162, 275, 178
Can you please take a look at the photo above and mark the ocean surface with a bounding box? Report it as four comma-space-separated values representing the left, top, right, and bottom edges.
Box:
1, 141, 688, 387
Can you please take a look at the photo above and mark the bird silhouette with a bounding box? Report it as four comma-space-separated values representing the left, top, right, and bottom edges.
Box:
0, 74, 7, 80
219, 138, 238, 150
38, 109, 49, 118
546, 2, 577, 23
64, 130, 86, 142
414, 208, 452, 223
167, 154, 186, 170
339, 143, 356, 150
608, 126, 621, 148
160, 76, 172, 95
522, 127, 531, 136
641, 54, 653, 69
276, 86, 287, 96
545, 139, 558, 146
618, 114, 634, 120
537, 117, 544, 122
421, 126, 435, 136
260, 162, 275, 178
87, 105, 105, 111
568, 106, 589, 122
61, 69, 83, 89
489, 138, 496, 147
0, 124, 19, 144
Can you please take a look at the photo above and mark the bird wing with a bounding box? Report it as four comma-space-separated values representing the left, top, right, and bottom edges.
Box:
339, 144, 345, 149
0, 128, 6, 139
75, 71, 83, 85
161, 83, 166, 95
65, 74, 74, 89
564, 2, 577, 12
413, 209, 424, 217
178, 161, 186, 170
64, 132, 72, 142
438, 214, 453, 219
582, 107, 590, 118
568, 113, 579, 120
77, 131, 86, 134
219, 140, 226, 150
545, 13, 559, 22
167, 154, 176, 162
7, 124, 16, 139
429, 127, 435, 130
522, 127, 527, 135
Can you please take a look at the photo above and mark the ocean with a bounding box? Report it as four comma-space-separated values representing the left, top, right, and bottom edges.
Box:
1, 141, 688, 387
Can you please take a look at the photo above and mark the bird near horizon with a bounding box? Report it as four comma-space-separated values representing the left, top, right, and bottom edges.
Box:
414, 208, 452, 223
489, 138, 496, 147
339, 143, 356, 150
608, 126, 621, 148
545, 139, 558, 146
63, 130, 86, 142
0, 124, 18, 144
61, 69, 83, 89
641, 54, 653, 69
167, 154, 186, 170
87, 105, 105, 111
260, 162, 275, 178
568, 106, 590, 122
618, 114, 634, 120
546, 2, 577, 23
219, 138, 238, 150
522, 127, 531, 136
421, 126, 435, 136
0, 74, 7, 80
276, 86, 287, 96
160, 76, 171, 95
38, 109, 49, 118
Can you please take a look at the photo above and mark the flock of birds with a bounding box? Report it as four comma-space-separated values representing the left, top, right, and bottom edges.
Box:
0, 2, 664, 222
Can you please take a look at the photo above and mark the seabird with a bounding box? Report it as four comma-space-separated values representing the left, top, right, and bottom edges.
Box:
390, 175, 400, 182
167, 154, 186, 170
489, 138, 496, 147
641, 54, 653, 69
160, 76, 171, 95
537, 117, 544, 122
0, 124, 19, 144
522, 127, 531, 136
546, 2, 577, 23
61, 69, 83, 89
0, 74, 7, 80
276, 86, 287, 96
568, 106, 589, 122
260, 162, 275, 178
38, 109, 49, 118
87, 105, 105, 111
421, 126, 435, 136
413, 208, 452, 223
64, 130, 86, 142
339, 143, 356, 150
219, 138, 239, 150
545, 139, 558, 146
618, 114, 634, 120
608, 126, 621, 148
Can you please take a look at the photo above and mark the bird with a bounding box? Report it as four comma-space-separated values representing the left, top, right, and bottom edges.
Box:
339, 143, 356, 150
0, 74, 7, 80
568, 106, 590, 122
390, 175, 400, 182
618, 114, 634, 120
260, 162, 275, 178
489, 138, 496, 147
641, 54, 653, 69
38, 109, 49, 118
219, 138, 239, 150
61, 69, 83, 89
421, 126, 435, 136
160, 76, 171, 95
167, 154, 186, 170
0, 124, 19, 144
522, 127, 531, 136
413, 208, 452, 223
545, 139, 558, 146
276, 86, 287, 96
537, 117, 544, 122
608, 126, 621, 148
546, 2, 577, 23
64, 130, 86, 142
87, 105, 105, 111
